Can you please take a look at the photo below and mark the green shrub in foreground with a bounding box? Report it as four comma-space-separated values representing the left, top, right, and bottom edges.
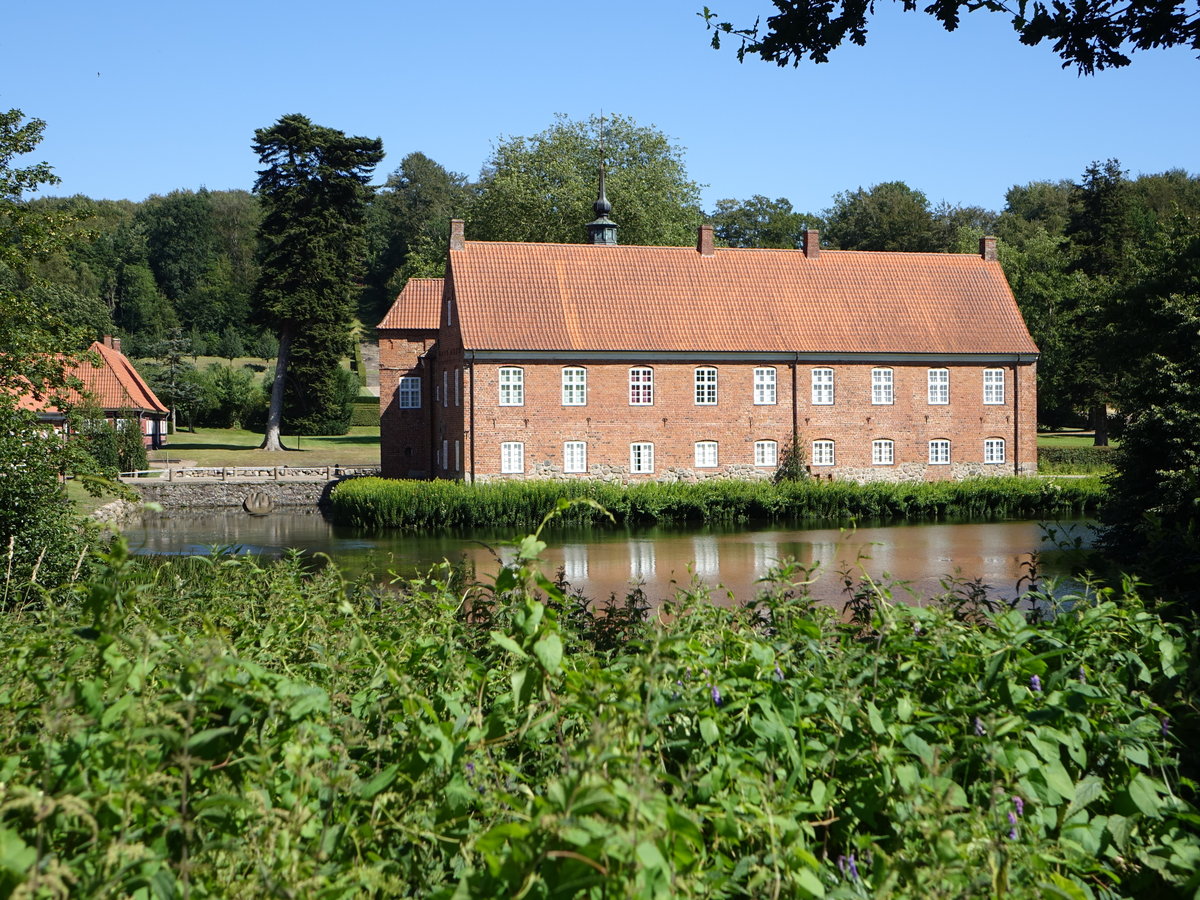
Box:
330, 475, 1105, 530
0, 517, 1195, 898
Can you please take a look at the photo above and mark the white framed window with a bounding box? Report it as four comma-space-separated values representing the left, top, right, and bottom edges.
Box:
630, 442, 654, 473
754, 440, 778, 467
984, 368, 1005, 405
928, 369, 949, 405
812, 440, 835, 467
454, 368, 460, 406
630, 368, 654, 405
872, 368, 894, 405
984, 438, 1006, 464
695, 367, 718, 405
564, 441, 587, 473
398, 376, 421, 409
501, 441, 524, 474
929, 439, 950, 465
562, 367, 587, 406
812, 368, 834, 405
694, 441, 718, 468
754, 367, 777, 405
872, 439, 895, 465
499, 367, 524, 406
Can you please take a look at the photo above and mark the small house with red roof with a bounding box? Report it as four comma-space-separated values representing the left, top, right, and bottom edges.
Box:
21, 336, 169, 449
378, 188, 1037, 483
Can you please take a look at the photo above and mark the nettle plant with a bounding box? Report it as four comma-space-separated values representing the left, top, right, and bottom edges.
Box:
0, 500, 1195, 898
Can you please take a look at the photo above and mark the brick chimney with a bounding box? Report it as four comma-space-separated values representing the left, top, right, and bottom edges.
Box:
980, 236, 997, 261
112, 336, 122, 354
449, 219, 465, 252
804, 229, 820, 259
697, 224, 714, 257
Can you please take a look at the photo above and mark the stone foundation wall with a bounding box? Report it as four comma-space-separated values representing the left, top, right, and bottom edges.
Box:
128, 480, 335, 510
473, 460, 1038, 485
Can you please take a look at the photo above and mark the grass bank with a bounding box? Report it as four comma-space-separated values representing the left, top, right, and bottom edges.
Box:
330, 475, 1104, 530
0, 536, 1193, 897
151, 425, 381, 468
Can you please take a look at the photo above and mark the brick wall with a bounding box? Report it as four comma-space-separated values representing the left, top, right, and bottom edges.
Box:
422, 357, 1037, 483
378, 328, 437, 478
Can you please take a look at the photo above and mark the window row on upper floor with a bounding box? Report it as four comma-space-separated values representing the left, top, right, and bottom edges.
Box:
396, 366, 1011, 410
470, 437, 1010, 475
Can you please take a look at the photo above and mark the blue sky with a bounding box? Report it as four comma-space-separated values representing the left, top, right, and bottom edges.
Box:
3, 0, 1196, 216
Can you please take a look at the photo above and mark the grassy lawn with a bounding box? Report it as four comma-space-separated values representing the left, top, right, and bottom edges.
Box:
150, 426, 381, 468
1037, 429, 1117, 449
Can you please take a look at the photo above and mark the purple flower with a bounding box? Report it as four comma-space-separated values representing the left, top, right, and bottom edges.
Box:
837, 854, 859, 880
1012, 796, 1024, 817
973, 717, 986, 736
1008, 811, 1018, 826
774, 665, 784, 681
1008, 825, 1018, 840
465, 762, 475, 778
710, 684, 723, 706
913, 622, 921, 635
1078, 667, 1086, 683
1029, 674, 1042, 693
1161, 717, 1171, 737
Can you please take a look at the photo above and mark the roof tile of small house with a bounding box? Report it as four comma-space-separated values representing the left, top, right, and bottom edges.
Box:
445, 242, 1039, 356
378, 277, 443, 330
18, 341, 168, 415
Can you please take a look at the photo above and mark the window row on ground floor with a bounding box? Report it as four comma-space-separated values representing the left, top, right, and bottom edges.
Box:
402, 365, 1011, 410
435, 438, 1009, 473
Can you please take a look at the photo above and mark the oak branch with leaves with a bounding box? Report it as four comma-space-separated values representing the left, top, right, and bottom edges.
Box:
702, 0, 1200, 73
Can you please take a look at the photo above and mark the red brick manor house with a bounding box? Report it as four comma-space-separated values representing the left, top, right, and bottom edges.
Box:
378, 192, 1038, 483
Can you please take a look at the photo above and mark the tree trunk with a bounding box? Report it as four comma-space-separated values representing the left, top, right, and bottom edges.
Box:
1091, 402, 1110, 447
260, 326, 294, 451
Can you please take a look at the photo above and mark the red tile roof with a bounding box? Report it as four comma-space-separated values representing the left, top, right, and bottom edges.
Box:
19, 341, 168, 415
447, 242, 1038, 356
378, 278, 443, 330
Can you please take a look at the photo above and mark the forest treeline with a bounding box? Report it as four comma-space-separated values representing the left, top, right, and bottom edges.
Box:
11, 113, 1200, 436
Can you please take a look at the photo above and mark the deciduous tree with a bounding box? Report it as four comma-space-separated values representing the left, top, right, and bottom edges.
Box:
702, 0, 1200, 73
363, 152, 471, 321
708, 195, 818, 248
823, 181, 941, 252
251, 114, 383, 450
470, 114, 703, 247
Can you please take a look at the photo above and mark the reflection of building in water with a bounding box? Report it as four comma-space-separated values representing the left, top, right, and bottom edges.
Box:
808, 541, 838, 570
692, 536, 719, 578
753, 541, 778, 577
562, 544, 589, 582
629, 541, 656, 581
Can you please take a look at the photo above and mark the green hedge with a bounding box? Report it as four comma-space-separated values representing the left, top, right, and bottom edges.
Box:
1038, 446, 1116, 474
349, 397, 379, 426
330, 475, 1105, 530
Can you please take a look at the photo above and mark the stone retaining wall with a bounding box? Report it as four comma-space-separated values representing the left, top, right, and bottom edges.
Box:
128, 480, 335, 511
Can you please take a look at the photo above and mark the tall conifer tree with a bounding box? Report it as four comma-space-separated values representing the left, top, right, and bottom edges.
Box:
251, 114, 382, 449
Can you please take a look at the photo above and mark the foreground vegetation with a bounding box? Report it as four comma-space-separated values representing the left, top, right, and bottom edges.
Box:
330, 475, 1104, 530
0, 516, 1195, 897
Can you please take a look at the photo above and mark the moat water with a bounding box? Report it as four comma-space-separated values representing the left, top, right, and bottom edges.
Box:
123, 511, 1093, 607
